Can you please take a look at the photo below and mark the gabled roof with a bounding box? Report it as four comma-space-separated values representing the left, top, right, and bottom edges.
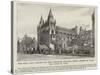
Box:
56, 26, 77, 34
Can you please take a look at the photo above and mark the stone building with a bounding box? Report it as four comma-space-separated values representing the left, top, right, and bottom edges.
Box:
37, 9, 78, 53
55, 26, 78, 51
78, 26, 93, 46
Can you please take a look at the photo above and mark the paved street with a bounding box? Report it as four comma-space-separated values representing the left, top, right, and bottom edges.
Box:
17, 53, 88, 61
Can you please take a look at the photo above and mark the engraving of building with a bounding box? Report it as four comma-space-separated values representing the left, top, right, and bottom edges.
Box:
17, 9, 95, 56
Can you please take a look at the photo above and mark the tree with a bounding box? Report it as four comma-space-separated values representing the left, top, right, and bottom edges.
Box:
21, 34, 33, 47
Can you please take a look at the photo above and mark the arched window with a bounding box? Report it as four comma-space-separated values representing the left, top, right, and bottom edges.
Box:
52, 30, 54, 34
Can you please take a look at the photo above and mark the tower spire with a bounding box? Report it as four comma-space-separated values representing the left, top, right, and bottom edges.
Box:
49, 9, 53, 17
40, 15, 44, 22
39, 15, 44, 27
48, 9, 54, 20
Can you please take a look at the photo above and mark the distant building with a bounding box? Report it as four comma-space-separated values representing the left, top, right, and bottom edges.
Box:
18, 35, 37, 53
78, 26, 93, 47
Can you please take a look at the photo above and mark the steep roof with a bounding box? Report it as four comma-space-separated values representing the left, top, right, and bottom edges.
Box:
56, 26, 77, 34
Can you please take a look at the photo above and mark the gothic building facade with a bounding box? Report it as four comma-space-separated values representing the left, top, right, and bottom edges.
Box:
37, 9, 78, 53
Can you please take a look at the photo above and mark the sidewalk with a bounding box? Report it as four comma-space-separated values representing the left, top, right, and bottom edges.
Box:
17, 53, 89, 61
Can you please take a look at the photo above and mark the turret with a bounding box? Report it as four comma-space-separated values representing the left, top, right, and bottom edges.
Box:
91, 10, 95, 47
39, 15, 44, 28
75, 26, 78, 34
79, 26, 83, 34
92, 10, 95, 32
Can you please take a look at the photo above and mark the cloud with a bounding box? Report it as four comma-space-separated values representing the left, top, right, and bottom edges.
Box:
17, 3, 94, 38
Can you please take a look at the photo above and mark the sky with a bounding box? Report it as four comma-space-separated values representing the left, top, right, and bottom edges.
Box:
16, 2, 95, 39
